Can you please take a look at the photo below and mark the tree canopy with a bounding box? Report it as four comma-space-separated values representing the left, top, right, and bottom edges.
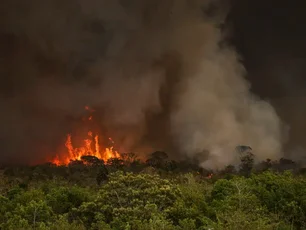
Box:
1, 151, 305, 229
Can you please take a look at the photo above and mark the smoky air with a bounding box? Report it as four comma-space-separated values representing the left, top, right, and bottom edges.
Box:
0, 0, 287, 168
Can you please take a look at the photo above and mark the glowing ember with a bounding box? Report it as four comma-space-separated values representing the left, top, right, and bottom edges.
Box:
206, 173, 213, 179
51, 106, 120, 165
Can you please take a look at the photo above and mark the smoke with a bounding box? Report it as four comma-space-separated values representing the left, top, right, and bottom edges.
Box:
0, 0, 284, 167
170, 34, 284, 168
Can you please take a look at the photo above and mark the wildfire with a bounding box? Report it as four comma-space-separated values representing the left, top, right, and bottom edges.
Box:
51, 106, 120, 166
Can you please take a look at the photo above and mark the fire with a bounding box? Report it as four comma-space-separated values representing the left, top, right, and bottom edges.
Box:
52, 132, 120, 165
51, 106, 120, 165
206, 173, 213, 179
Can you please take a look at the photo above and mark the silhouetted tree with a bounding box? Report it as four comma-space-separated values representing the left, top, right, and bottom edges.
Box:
106, 158, 124, 171
255, 158, 273, 172
273, 158, 297, 172
146, 151, 169, 169
238, 146, 254, 177
81, 155, 104, 166
120, 152, 139, 166
96, 164, 109, 186
219, 164, 237, 179
68, 160, 84, 167
165, 160, 178, 172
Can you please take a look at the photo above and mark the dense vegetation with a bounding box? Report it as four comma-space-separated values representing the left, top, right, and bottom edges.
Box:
1, 150, 306, 229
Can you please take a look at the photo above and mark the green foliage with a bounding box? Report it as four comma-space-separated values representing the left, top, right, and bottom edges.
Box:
73, 171, 180, 229
48, 215, 86, 230
0, 162, 306, 229
46, 185, 91, 214
168, 173, 213, 228
251, 171, 306, 228
211, 176, 282, 229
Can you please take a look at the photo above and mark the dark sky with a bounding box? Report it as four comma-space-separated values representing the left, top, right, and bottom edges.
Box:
228, 0, 306, 98
1, 0, 306, 163
227, 0, 306, 155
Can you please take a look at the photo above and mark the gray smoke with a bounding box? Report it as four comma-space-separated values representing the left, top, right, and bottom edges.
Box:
0, 0, 285, 167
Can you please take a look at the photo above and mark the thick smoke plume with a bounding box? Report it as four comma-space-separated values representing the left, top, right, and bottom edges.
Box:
0, 0, 284, 167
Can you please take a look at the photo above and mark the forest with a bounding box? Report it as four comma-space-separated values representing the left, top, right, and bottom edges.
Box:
0, 150, 305, 230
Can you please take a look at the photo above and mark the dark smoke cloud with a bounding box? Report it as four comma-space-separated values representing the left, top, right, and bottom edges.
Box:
227, 0, 306, 163
0, 0, 285, 167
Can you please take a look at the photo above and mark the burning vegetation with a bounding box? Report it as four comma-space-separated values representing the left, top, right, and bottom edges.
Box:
51, 106, 120, 166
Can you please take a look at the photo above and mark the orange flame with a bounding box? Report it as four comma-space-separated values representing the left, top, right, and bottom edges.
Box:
51, 106, 120, 165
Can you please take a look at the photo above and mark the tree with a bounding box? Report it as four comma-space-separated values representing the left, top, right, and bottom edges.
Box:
251, 171, 306, 228
80, 155, 104, 166
235, 145, 252, 154
219, 165, 236, 179
211, 177, 284, 229
274, 158, 297, 172
96, 165, 109, 185
168, 173, 212, 229
1, 155, 306, 229
255, 158, 274, 172
73, 171, 181, 229
120, 152, 139, 166
106, 158, 125, 171
46, 186, 91, 214
48, 215, 86, 230
146, 151, 169, 169
238, 148, 254, 177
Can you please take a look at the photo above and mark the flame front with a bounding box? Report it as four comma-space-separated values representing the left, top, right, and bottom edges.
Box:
51, 106, 120, 165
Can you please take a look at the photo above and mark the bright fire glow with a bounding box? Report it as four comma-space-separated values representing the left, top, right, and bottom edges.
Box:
51, 106, 120, 165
